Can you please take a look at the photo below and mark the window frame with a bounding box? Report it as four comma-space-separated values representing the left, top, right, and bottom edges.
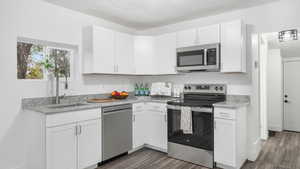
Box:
17, 37, 74, 81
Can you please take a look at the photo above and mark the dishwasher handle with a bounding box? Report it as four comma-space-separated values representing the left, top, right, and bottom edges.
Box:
103, 108, 132, 116
102, 104, 132, 114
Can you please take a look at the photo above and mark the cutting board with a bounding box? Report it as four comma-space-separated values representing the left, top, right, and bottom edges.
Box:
87, 98, 116, 103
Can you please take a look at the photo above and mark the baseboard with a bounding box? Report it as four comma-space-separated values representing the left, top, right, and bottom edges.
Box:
128, 145, 145, 154
247, 138, 262, 161
144, 144, 167, 153
268, 125, 283, 132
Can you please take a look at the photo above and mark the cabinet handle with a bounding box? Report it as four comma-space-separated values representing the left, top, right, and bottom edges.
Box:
78, 125, 82, 135
214, 120, 216, 130
75, 126, 78, 135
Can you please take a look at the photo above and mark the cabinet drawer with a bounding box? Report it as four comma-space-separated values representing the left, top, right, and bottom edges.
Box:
46, 108, 101, 127
214, 108, 236, 120
133, 103, 144, 113
145, 102, 167, 114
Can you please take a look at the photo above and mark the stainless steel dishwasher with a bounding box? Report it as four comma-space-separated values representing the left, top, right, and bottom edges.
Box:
102, 104, 133, 161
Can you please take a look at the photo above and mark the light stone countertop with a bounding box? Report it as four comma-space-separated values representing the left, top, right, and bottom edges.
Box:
25, 96, 178, 115
213, 95, 250, 108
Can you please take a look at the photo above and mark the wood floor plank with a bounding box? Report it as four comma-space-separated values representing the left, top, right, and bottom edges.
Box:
97, 132, 300, 169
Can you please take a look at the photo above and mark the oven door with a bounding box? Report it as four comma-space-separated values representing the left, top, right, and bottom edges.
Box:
205, 44, 220, 70
167, 106, 214, 151
176, 46, 205, 71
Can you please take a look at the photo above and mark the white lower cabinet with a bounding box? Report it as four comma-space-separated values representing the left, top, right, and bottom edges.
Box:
46, 109, 102, 169
77, 119, 102, 169
46, 123, 78, 169
214, 118, 236, 167
132, 112, 147, 149
214, 106, 247, 169
146, 111, 167, 150
132, 102, 168, 152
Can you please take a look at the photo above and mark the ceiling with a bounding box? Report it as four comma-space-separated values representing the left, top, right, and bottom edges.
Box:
267, 32, 300, 58
45, 0, 277, 30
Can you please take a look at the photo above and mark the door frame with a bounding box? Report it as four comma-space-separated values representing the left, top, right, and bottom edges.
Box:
282, 58, 300, 131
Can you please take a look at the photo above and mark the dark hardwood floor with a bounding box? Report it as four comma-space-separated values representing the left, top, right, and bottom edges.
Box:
97, 132, 300, 169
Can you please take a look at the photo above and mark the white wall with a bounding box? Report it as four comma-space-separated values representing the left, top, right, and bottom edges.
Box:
139, 0, 300, 35
0, 0, 138, 169
267, 49, 283, 131
259, 35, 269, 140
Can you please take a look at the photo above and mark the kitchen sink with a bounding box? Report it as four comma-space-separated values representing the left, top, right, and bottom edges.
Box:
46, 103, 89, 109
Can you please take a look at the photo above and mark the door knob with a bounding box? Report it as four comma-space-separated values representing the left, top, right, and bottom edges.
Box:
285, 95, 288, 98
284, 100, 289, 103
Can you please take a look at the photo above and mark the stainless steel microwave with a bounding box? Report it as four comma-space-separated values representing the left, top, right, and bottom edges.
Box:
176, 43, 220, 72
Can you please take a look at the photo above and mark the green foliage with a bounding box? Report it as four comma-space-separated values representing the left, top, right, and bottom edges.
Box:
41, 55, 55, 73
26, 64, 44, 79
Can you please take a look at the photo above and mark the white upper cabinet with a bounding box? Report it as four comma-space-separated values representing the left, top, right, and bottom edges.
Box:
197, 24, 220, 45
176, 24, 220, 48
134, 36, 156, 75
155, 33, 177, 75
83, 26, 115, 74
115, 32, 135, 74
83, 26, 134, 74
220, 20, 246, 73
176, 28, 198, 48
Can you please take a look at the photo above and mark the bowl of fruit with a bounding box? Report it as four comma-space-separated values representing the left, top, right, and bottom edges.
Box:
111, 91, 129, 99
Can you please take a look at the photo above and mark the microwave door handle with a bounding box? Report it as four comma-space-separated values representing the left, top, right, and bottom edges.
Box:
204, 48, 207, 66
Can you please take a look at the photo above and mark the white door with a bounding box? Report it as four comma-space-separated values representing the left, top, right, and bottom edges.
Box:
214, 118, 236, 167
284, 61, 300, 132
46, 124, 77, 169
115, 32, 134, 74
176, 28, 197, 48
155, 33, 177, 75
77, 119, 102, 169
93, 26, 115, 74
132, 112, 146, 149
197, 24, 220, 45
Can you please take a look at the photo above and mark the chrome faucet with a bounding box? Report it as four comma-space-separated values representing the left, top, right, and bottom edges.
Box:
54, 56, 68, 104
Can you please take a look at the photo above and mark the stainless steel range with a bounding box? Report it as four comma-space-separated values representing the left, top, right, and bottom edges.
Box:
167, 84, 226, 168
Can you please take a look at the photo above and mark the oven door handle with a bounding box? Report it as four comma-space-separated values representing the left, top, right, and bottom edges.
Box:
167, 105, 213, 113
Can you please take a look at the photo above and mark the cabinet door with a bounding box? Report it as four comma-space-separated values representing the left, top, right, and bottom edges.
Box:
115, 32, 135, 74
77, 119, 101, 169
155, 33, 177, 75
93, 26, 115, 74
176, 29, 197, 48
214, 118, 236, 167
162, 113, 168, 150
220, 20, 246, 73
146, 111, 167, 150
134, 36, 156, 74
132, 113, 146, 149
46, 124, 77, 169
197, 24, 220, 45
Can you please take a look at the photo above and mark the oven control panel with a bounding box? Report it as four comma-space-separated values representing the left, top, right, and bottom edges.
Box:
183, 84, 226, 94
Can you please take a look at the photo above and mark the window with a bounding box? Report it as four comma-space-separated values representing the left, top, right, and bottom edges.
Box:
17, 41, 71, 80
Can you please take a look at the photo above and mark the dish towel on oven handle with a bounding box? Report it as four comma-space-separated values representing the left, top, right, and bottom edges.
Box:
180, 106, 193, 134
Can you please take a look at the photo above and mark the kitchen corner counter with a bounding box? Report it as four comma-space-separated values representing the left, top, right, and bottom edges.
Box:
23, 95, 177, 115
213, 95, 250, 108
